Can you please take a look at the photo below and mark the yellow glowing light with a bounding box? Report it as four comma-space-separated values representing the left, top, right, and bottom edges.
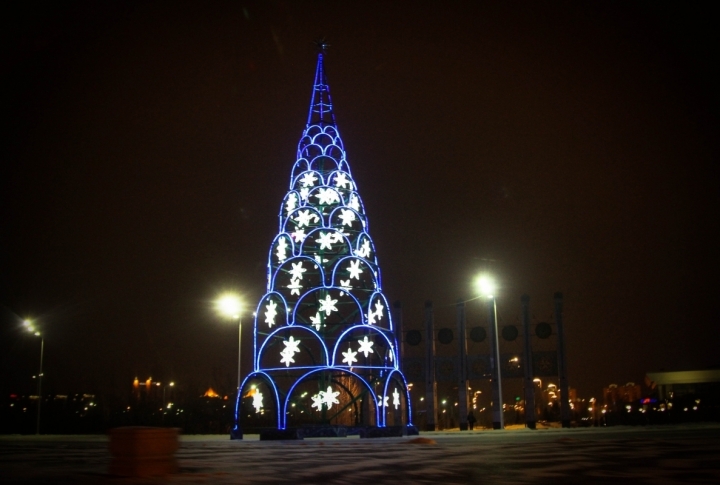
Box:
475, 276, 495, 298
216, 293, 241, 318
204, 387, 220, 398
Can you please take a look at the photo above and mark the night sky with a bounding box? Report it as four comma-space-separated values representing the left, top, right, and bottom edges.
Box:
2, 1, 719, 401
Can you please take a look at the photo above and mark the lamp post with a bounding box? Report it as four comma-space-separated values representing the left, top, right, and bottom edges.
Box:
160, 381, 175, 424
533, 378, 542, 420
162, 381, 175, 408
476, 276, 504, 429
155, 382, 175, 412
23, 320, 44, 435
216, 293, 242, 391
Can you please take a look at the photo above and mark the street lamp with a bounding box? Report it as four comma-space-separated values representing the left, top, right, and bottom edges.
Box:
475, 275, 504, 429
23, 320, 44, 435
533, 378, 542, 420
164, 381, 175, 408
215, 293, 242, 391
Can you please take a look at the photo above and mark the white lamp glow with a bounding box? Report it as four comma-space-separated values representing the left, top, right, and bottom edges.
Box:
216, 293, 241, 319
476, 276, 495, 298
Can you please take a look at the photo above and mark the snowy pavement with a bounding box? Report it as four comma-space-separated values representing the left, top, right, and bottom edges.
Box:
1, 424, 719, 484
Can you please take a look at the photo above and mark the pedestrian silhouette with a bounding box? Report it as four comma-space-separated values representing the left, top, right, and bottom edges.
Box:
467, 411, 476, 430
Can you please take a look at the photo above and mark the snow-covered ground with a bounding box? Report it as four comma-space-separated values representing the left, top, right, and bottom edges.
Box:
1, 424, 719, 483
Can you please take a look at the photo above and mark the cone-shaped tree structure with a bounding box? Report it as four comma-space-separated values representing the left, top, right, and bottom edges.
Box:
234, 52, 412, 434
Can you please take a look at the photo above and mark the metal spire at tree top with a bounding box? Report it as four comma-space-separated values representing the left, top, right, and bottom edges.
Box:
307, 39, 335, 128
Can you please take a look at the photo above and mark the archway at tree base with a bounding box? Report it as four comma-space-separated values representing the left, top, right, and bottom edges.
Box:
284, 369, 379, 428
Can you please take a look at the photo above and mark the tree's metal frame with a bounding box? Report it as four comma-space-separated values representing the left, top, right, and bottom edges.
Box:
233, 53, 412, 435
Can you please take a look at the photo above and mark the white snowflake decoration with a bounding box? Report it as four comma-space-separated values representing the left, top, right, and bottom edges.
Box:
367, 307, 377, 325
334, 172, 352, 189
356, 239, 372, 259
339, 279, 352, 291
283, 336, 301, 354
341, 346, 358, 366
349, 193, 360, 212
347, 259, 363, 280
287, 278, 302, 296
373, 300, 385, 321
299, 187, 310, 201
357, 336, 374, 357
285, 193, 298, 215
289, 262, 306, 280
393, 389, 400, 410
264, 300, 278, 327
252, 390, 264, 413
309, 312, 322, 331
310, 386, 340, 411
279, 348, 295, 367
315, 232, 334, 250
295, 210, 318, 228
279, 336, 301, 367
315, 188, 340, 205
275, 237, 289, 263
318, 294, 338, 316
321, 386, 340, 409
338, 209, 356, 227
378, 395, 389, 408
300, 172, 318, 187
291, 228, 306, 242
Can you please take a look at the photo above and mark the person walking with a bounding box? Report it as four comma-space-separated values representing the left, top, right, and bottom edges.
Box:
467, 411, 476, 430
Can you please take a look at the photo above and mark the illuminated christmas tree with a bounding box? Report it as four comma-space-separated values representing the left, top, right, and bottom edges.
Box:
234, 49, 411, 437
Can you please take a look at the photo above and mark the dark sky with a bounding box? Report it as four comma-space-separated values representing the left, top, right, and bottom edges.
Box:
2, 1, 719, 400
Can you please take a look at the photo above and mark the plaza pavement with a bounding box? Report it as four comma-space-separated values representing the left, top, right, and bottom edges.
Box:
1, 423, 719, 484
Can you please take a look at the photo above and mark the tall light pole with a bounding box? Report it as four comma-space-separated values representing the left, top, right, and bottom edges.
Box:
476, 276, 504, 429
533, 377, 543, 421
162, 381, 175, 408
23, 320, 44, 435
216, 293, 242, 391
521, 295, 536, 429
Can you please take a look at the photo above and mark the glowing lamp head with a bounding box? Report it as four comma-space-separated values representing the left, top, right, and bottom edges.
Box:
475, 276, 495, 298
216, 293, 241, 319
